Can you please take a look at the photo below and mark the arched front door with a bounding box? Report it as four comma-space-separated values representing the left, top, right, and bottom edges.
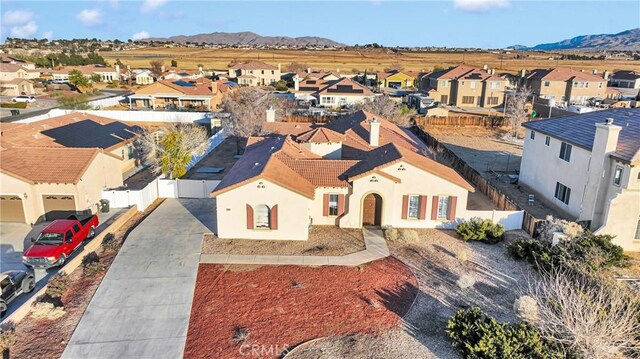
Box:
362, 193, 382, 226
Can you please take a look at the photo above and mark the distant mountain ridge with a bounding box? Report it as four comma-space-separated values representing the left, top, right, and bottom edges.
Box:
513, 28, 640, 51
144, 31, 346, 47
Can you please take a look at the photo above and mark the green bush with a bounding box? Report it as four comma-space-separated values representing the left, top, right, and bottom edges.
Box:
0, 102, 28, 109
274, 80, 289, 92
446, 307, 561, 359
82, 251, 104, 278
455, 218, 505, 244
45, 273, 71, 299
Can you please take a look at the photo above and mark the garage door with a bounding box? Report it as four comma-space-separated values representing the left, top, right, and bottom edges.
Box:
42, 195, 76, 221
0, 195, 26, 222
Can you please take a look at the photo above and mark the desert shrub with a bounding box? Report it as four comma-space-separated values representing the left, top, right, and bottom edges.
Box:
456, 250, 468, 262
82, 251, 105, 278
1, 102, 28, 109
514, 295, 539, 322
30, 302, 65, 320
537, 215, 584, 242
398, 229, 419, 243
456, 274, 476, 289
0, 322, 15, 354
455, 218, 505, 244
384, 227, 398, 242
274, 80, 289, 91
446, 307, 560, 359
102, 233, 121, 251
232, 326, 250, 345
45, 273, 71, 299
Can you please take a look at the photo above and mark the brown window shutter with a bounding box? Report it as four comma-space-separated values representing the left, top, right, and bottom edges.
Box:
401, 195, 409, 219
246, 204, 254, 229
337, 194, 345, 216
418, 195, 428, 220
431, 196, 439, 220
271, 205, 278, 230
323, 194, 329, 216
447, 196, 457, 220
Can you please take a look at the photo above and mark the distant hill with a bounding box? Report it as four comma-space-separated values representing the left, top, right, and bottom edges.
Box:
513, 28, 640, 51
144, 31, 346, 47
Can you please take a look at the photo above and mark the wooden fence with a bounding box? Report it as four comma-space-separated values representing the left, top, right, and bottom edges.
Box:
416, 115, 508, 127
411, 125, 541, 236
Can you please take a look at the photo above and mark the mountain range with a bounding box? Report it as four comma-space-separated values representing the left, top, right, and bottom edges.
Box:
144, 31, 346, 47
511, 28, 640, 51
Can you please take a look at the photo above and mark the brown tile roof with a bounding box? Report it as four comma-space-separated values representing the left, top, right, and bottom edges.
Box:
262, 122, 316, 136
149, 79, 216, 96
0, 78, 33, 85
0, 147, 99, 184
0, 63, 38, 73
317, 77, 374, 96
230, 61, 278, 70
297, 127, 345, 143
430, 65, 476, 80
527, 68, 605, 82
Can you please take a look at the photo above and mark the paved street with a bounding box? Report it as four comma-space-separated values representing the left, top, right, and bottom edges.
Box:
62, 199, 216, 359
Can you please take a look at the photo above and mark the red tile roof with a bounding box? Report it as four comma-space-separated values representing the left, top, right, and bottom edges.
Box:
527, 68, 606, 82
297, 127, 345, 143
0, 147, 99, 184
230, 61, 278, 70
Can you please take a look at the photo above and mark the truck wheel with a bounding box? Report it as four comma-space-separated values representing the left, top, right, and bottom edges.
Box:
87, 226, 96, 239
22, 276, 35, 293
57, 254, 67, 267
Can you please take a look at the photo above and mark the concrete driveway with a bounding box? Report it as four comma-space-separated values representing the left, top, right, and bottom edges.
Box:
63, 199, 216, 359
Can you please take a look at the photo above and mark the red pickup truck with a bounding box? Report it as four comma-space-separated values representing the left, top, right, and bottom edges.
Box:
22, 215, 98, 269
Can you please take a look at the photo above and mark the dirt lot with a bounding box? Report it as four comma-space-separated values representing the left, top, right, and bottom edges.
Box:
102, 48, 639, 74
202, 226, 365, 256
184, 137, 245, 180
291, 229, 534, 359
184, 257, 417, 358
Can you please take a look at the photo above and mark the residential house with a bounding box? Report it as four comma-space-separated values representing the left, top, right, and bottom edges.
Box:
211, 110, 474, 240
519, 109, 640, 250
1, 56, 37, 70
161, 66, 206, 81
0, 113, 142, 223
0, 60, 40, 95
525, 68, 608, 105
50, 65, 121, 82
376, 70, 418, 89
419, 65, 509, 108
228, 61, 281, 86
293, 76, 375, 108
0, 78, 35, 96
128, 78, 230, 110
609, 70, 640, 89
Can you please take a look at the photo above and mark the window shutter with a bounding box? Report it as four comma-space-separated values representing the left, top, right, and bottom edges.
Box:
418, 195, 428, 220
338, 194, 345, 216
431, 196, 439, 220
401, 195, 409, 219
447, 196, 457, 220
246, 204, 254, 229
270, 205, 278, 230
323, 194, 329, 216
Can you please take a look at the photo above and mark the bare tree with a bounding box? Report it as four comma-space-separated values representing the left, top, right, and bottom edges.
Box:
383, 63, 404, 72
286, 62, 309, 73
525, 267, 640, 358
221, 87, 276, 154
505, 84, 532, 139
135, 123, 208, 179
358, 95, 411, 127
149, 60, 164, 79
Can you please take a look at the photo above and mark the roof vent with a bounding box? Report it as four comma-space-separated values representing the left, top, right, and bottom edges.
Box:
605, 118, 614, 125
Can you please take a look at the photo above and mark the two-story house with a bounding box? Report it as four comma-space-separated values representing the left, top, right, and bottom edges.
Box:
292, 76, 375, 108
0, 57, 40, 95
228, 61, 281, 86
50, 65, 121, 83
519, 109, 640, 250
525, 68, 608, 105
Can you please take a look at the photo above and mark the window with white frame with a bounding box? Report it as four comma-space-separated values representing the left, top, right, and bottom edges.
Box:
487, 97, 499, 105
437, 196, 449, 219
545, 136, 550, 146
254, 204, 271, 229
613, 166, 623, 186
328, 194, 339, 216
559, 142, 572, 162
442, 80, 449, 88
408, 195, 419, 219
470, 81, 476, 89
490, 81, 499, 89
554, 182, 571, 205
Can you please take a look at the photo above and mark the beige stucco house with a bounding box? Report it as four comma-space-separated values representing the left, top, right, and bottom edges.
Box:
0, 78, 35, 96
128, 78, 231, 110
211, 110, 474, 240
50, 65, 121, 82
228, 61, 281, 86
520, 108, 640, 251
525, 68, 608, 105
0, 58, 40, 95
292, 76, 375, 108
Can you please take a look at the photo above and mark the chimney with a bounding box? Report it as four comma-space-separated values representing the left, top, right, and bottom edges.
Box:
580, 69, 584, 72
520, 69, 526, 78
603, 70, 610, 80
307, 67, 311, 74
199, 65, 203, 72
369, 118, 380, 147
336, 68, 340, 73
277, 63, 281, 72
594, 118, 621, 155
592, 69, 597, 75
161, 65, 166, 73
483, 64, 488, 70
491, 69, 495, 75
266, 106, 276, 122
293, 75, 300, 91
115, 64, 120, 76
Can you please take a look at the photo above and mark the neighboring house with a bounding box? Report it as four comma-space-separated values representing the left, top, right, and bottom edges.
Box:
609, 70, 640, 89
211, 110, 474, 241
0, 63, 41, 81
128, 78, 230, 110
525, 68, 608, 105
228, 61, 281, 86
0, 78, 35, 96
519, 109, 640, 250
1, 56, 37, 70
161, 67, 205, 81
0, 113, 143, 223
377, 70, 417, 89
50, 65, 121, 82
293, 76, 375, 108
419, 65, 509, 108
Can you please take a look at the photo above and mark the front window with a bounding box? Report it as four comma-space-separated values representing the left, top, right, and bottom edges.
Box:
437, 196, 449, 219
328, 194, 339, 216
490, 81, 499, 89
554, 182, 571, 205
462, 96, 474, 104
613, 167, 623, 186
35, 232, 64, 245
559, 142, 572, 162
470, 81, 476, 89
408, 195, 419, 219
442, 80, 449, 88
254, 204, 270, 229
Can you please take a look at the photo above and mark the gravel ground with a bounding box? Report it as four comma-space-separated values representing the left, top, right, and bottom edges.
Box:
202, 226, 366, 256
291, 229, 534, 359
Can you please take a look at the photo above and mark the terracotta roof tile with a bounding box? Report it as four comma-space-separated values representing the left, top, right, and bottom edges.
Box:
1, 147, 99, 184
230, 61, 278, 70
297, 127, 345, 143
526, 68, 606, 82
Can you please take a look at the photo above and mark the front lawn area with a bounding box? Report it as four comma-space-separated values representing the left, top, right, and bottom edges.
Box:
184, 257, 417, 358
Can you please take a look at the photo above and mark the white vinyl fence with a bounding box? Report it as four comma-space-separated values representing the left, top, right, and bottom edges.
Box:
465, 210, 525, 230
16, 108, 211, 124
88, 95, 127, 109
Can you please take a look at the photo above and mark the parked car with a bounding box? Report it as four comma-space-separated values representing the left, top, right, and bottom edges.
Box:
11, 95, 36, 103
22, 214, 99, 269
1, 270, 35, 317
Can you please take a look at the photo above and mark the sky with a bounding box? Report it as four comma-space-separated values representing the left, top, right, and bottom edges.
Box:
1, 0, 639, 48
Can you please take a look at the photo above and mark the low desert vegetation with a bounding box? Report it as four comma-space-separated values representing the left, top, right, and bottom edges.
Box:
0, 102, 28, 109
0, 322, 15, 358
81, 251, 105, 278
30, 302, 66, 320
44, 273, 71, 300
383, 228, 419, 243
232, 327, 250, 345
455, 218, 505, 244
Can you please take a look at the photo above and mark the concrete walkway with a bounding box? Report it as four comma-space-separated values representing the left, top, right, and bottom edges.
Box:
63, 199, 216, 359
200, 226, 389, 266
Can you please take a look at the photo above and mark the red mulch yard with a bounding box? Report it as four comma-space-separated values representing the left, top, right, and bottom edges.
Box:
184, 257, 418, 358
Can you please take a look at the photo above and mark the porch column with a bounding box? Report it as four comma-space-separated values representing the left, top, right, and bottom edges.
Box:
152, 96, 156, 110
178, 98, 182, 108
128, 96, 132, 109
207, 98, 211, 110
